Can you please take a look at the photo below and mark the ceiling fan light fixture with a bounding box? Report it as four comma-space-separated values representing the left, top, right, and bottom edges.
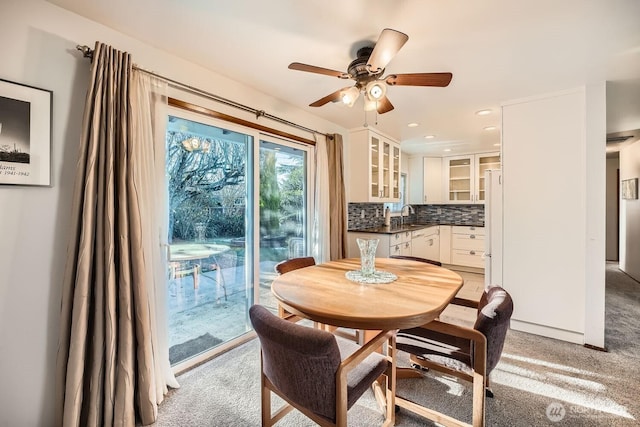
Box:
365, 81, 387, 101
341, 86, 360, 107
363, 98, 378, 111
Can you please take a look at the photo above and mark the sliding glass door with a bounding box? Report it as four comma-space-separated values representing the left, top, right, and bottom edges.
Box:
165, 109, 255, 369
164, 108, 313, 370
257, 138, 313, 314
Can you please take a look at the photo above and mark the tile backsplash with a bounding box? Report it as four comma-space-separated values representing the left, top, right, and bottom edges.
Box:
348, 203, 484, 230
348, 203, 387, 230
416, 204, 484, 226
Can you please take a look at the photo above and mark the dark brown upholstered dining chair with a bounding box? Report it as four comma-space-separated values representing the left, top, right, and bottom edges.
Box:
390, 254, 442, 266
389, 255, 478, 308
274, 256, 361, 343
273, 257, 316, 322
249, 305, 394, 427
274, 256, 317, 275
395, 285, 514, 427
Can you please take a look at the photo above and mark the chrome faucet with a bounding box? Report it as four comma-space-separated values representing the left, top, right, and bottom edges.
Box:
399, 204, 415, 226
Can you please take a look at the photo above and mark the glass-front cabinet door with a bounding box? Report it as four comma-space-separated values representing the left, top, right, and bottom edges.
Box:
391, 144, 401, 199
348, 127, 401, 203
475, 153, 501, 202
371, 134, 399, 201
444, 152, 501, 204
445, 155, 473, 203
370, 135, 381, 199
382, 140, 390, 198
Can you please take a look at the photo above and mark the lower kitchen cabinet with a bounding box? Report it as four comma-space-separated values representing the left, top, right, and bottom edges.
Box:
411, 226, 440, 262
347, 225, 485, 269
347, 230, 412, 258
450, 226, 485, 268
439, 225, 452, 264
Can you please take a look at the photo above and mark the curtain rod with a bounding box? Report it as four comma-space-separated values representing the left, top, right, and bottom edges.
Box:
76, 45, 333, 140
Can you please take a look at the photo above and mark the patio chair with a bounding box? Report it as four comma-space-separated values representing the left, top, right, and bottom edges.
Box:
249, 304, 394, 427
205, 250, 237, 303
395, 285, 514, 427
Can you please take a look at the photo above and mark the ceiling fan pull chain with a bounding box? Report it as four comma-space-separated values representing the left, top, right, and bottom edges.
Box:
375, 103, 379, 126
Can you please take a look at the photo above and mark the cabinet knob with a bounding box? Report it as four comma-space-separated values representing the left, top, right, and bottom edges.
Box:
470, 235, 476, 239
470, 250, 476, 255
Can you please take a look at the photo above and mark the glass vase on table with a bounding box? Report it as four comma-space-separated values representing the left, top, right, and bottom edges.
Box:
356, 238, 379, 276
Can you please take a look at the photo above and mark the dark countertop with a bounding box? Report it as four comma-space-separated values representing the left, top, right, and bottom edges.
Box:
348, 222, 484, 234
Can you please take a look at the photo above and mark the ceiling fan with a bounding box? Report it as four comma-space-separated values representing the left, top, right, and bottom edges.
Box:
288, 28, 453, 114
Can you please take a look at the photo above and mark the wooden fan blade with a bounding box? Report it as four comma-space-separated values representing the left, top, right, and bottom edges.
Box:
289, 62, 350, 79
367, 28, 409, 74
385, 72, 453, 87
309, 87, 351, 107
376, 96, 394, 114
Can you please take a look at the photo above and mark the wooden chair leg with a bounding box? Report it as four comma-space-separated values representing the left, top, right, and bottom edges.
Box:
384, 335, 397, 426
261, 368, 272, 426
471, 371, 485, 427
485, 376, 494, 398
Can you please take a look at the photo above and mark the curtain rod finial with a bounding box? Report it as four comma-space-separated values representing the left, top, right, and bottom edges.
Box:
76, 45, 94, 60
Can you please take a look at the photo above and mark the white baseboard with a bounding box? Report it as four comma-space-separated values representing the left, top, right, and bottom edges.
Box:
510, 319, 584, 344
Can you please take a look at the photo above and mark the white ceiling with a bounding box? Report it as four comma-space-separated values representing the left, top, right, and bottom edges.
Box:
48, 0, 640, 155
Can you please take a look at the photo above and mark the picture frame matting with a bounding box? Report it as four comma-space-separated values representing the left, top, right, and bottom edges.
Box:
0, 78, 52, 186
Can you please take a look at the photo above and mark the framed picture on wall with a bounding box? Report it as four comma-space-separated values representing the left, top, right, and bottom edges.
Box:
621, 178, 638, 200
0, 78, 52, 186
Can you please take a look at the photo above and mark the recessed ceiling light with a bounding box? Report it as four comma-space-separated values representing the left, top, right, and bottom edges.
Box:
424, 135, 435, 139
484, 126, 497, 131
476, 109, 492, 116
408, 122, 419, 128
493, 143, 501, 147
443, 148, 452, 152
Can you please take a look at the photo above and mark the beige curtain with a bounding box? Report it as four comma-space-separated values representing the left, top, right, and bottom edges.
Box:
312, 135, 331, 263
56, 42, 173, 427
326, 133, 347, 260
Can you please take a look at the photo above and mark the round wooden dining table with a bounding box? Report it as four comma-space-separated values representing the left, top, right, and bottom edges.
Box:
271, 257, 464, 426
271, 257, 464, 331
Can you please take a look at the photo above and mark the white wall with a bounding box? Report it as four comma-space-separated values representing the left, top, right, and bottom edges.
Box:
619, 141, 640, 280
0, 2, 345, 425
501, 86, 606, 347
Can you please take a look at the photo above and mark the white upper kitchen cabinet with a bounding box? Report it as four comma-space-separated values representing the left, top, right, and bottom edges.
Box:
443, 152, 500, 204
348, 127, 401, 203
408, 156, 443, 204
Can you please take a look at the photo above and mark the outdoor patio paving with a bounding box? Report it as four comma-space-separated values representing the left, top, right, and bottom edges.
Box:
167, 260, 281, 364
